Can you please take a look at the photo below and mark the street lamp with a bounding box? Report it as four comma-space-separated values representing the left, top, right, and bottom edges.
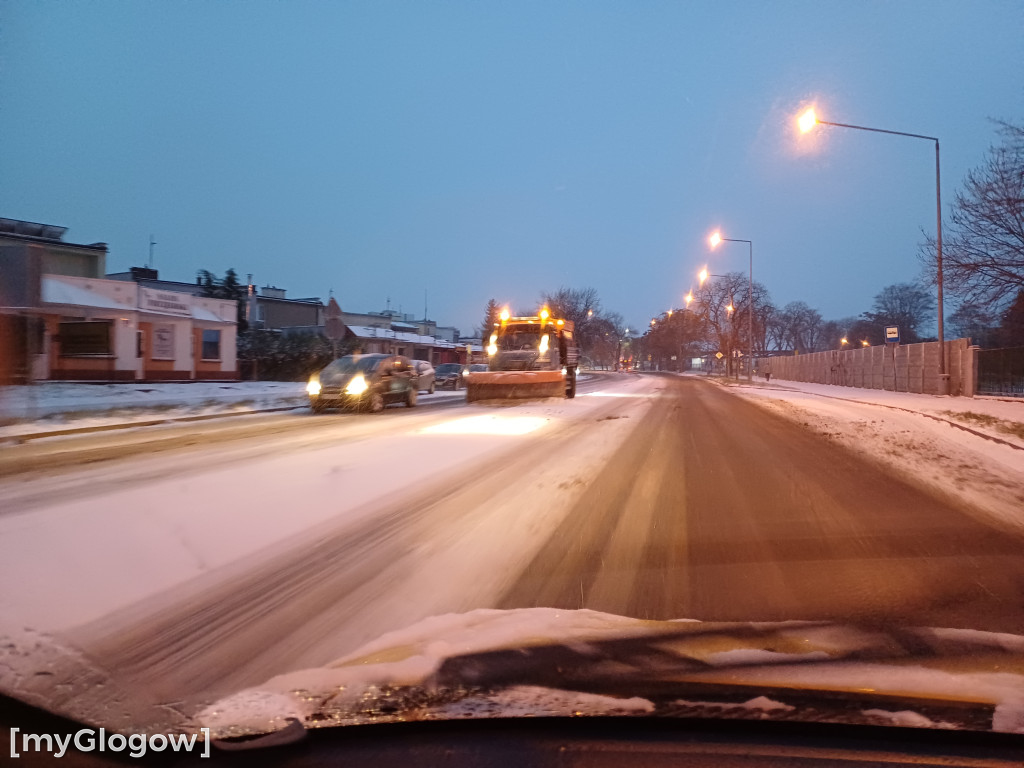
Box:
709, 230, 755, 382
799, 107, 946, 393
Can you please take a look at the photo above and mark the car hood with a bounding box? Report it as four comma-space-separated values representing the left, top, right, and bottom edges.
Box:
198, 608, 1024, 740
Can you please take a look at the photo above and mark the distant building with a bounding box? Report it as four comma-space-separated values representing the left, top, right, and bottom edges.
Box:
109, 270, 325, 332
109, 265, 469, 366
246, 285, 324, 330
335, 307, 460, 344
1, 218, 237, 383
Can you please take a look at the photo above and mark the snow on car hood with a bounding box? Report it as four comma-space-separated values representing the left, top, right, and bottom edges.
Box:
198, 607, 1024, 740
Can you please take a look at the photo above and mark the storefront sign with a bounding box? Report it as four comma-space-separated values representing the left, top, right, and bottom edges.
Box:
140, 288, 191, 317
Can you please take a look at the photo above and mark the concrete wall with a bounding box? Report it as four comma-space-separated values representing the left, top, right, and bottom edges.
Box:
764, 338, 977, 396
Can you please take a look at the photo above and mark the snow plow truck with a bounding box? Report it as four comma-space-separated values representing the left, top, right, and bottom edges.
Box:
465, 308, 579, 402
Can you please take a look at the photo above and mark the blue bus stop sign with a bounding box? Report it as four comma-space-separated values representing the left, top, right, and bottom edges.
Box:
884, 326, 900, 344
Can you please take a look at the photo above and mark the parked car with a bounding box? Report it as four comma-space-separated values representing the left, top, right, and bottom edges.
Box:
307, 354, 418, 413
434, 362, 465, 390
413, 360, 436, 394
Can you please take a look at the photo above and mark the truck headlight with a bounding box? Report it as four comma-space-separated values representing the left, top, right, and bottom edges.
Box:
306, 378, 321, 396
345, 375, 368, 395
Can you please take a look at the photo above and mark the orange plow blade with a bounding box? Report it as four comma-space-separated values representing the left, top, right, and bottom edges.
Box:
465, 370, 565, 402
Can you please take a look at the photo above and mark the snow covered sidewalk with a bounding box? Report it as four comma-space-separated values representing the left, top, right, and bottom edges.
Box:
707, 375, 1024, 534
707, 376, 1024, 450
0, 381, 311, 439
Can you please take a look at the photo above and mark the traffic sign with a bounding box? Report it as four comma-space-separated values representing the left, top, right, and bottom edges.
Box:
885, 325, 900, 343
715, 352, 724, 359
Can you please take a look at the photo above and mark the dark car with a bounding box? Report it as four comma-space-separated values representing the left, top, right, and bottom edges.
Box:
413, 360, 436, 394
307, 354, 418, 413
434, 362, 465, 390
463, 363, 489, 379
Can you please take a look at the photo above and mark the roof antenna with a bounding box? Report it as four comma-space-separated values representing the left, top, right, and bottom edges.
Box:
424, 289, 428, 321
148, 234, 156, 268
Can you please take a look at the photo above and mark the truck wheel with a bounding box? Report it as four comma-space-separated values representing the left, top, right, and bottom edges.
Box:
367, 392, 385, 413
406, 388, 417, 407
566, 369, 577, 399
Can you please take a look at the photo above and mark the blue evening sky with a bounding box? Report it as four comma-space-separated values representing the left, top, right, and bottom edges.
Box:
2, 1, 1021, 335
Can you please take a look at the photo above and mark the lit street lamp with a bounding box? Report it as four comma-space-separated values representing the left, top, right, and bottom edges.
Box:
709, 231, 754, 382
799, 107, 946, 393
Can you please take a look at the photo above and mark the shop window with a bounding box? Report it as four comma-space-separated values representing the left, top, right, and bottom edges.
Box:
201, 329, 221, 360
59, 321, 112, 356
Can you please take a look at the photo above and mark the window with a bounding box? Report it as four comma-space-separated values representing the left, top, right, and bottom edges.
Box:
58, 320, 112, 356
137, 330, 144, 358
201, 329, 221, 360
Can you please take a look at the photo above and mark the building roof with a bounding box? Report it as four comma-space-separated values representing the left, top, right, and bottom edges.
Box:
346, 325, 459, 348
41, 275, 135, 311
0, 217, 107, 250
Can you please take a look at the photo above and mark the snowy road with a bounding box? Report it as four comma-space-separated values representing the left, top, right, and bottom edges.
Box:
1, 372, 1023, 731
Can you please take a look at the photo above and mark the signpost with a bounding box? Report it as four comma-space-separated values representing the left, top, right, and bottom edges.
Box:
884, 326, 900, 392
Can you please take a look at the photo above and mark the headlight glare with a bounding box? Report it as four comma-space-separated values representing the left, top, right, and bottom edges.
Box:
345, 374, 369, 395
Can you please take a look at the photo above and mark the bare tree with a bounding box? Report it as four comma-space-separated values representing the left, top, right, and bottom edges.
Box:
948, 302, 1000, 347
541, 286, 602, 328
773, 301, 825, 353
920, 120, 1024, 312
644, 309, 706, 370
863, 282, 936, 343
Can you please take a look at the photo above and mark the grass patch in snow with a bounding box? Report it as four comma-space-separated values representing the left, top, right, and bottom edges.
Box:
940, 410, 1024, 440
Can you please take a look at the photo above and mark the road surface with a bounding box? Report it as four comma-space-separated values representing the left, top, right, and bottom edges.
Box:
1, 372, 1022, 730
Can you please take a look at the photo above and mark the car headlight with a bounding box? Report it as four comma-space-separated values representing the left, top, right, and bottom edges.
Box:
345, 374, 369, 395
306, 378, 321, 396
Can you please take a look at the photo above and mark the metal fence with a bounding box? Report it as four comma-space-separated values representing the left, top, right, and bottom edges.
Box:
977, 347, 1024, 397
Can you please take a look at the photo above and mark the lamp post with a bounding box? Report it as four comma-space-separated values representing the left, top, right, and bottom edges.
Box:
799, 108, 946, 393
709, 232, 754, 382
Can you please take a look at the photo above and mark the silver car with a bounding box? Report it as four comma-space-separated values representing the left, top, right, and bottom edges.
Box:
413, 360, 436, 394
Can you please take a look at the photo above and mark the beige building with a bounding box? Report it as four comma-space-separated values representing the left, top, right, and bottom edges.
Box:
1, 218, 238, 382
